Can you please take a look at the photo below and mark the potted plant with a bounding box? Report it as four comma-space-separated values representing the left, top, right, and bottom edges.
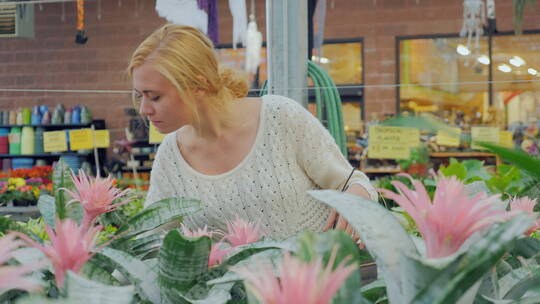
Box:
397, 144, 430, 176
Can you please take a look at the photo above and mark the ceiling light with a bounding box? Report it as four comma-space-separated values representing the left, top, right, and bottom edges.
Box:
311, 56, 330, 64
509, 56, 525, 67
477, 55, 490, 65
456, 44, 471, 56
498, 64, 512, 73
528, 68, 538, 75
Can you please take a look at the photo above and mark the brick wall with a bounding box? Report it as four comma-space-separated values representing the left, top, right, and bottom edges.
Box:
1, 0, 540, 142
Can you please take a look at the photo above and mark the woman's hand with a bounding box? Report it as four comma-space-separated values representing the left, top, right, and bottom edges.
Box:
324, 209, 360, 242
323, 184, 372, 244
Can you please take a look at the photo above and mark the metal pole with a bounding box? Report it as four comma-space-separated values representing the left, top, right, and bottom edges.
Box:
266, 0, 308, 107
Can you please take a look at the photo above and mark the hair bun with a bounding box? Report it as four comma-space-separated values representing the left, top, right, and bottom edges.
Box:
219, 67, 249, 99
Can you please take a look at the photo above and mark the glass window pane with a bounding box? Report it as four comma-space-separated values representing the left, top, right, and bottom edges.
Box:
492, 34, 540, 125
399, 37, 489, 126
316, 42, 363, 85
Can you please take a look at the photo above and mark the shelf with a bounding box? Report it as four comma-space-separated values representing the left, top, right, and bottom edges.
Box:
0, 153, 90, 158
429, 152, 496, 158
0, 123, 91, 128
0, 206, 39, 213
122, 166, 152, 171
362, 168, 402, 174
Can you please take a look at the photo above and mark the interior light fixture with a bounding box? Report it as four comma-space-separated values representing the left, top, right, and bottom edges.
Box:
498, 64, 512, 73
477, 55, 490, 65
456, 44, 471, 56
509, 56, 525, 67
311, 56, 330, 64
528, 68, 538, 76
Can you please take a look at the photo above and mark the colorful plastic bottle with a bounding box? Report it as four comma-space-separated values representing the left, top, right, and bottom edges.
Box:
31, 106, 42, 125
9, 127, 22, 155
34, 127, 44, 154
21, 126, 35, 155
16, 110, 23, 125
22, 108, 31, 125
71, 106, 81, 124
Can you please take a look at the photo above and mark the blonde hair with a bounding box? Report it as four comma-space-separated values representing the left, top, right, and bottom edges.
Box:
127, 24, 249, 126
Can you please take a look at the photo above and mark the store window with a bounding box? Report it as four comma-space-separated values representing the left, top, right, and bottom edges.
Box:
398, 33, 540, 128
492, 34, 540, 126
399, 37, 489, 127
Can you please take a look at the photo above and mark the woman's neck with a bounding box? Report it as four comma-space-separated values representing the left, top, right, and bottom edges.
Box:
193, 98, 242, 140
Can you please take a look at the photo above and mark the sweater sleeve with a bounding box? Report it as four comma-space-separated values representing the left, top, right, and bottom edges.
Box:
144, 135, 180, 208
284, 99, 378, 201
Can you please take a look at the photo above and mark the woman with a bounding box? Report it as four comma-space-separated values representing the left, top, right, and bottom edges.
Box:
127, 24, 377, 240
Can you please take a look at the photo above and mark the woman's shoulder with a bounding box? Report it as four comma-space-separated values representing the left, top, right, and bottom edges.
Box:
263, 94, 308, 119
153, 131, 177, 160
263, 94, 304, 110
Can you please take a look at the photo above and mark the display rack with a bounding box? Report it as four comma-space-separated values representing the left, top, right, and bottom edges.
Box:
0, 119, 107, 172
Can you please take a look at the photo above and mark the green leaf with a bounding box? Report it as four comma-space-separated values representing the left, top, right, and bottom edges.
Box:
16, 295, 76, 304
158, 230, 211, 303
115, 197, 201, 240
309, 190, 419, 303
480, 143, 540, 180
474, 268, 499, 304
361, 279, 387, 303
119, 232, 165, 259
503, 268, 540, 300
411, 215, 534, 304
181, 283, 234, 304
509, 238, 540, 259
96, 247, 159, 303
81, 260, 120, 286
53, 158, 74, 219
65, 271, 134, 304
0, 216, 32, 236
210, 250, 284, 287
65, 202, 83, 224
440, 162, 467, 181
37, 194, 56, 228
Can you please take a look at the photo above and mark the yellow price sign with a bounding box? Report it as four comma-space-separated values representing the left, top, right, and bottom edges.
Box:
471, 127, 500, 150
368, 143, 410, 160
499, 131, 514, 148
368, 126, 419, 159
69, 129, 93, 150
43, 131, 68, 152
437, 128, 461, 147
149, 123, 166, 144
93, 130, 110, 148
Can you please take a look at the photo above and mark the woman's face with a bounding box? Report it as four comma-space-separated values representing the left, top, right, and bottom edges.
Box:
132, 63, 191, 133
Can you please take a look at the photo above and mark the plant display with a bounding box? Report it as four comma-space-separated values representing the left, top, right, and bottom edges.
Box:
0, 166, 53, 206
396, 145, 429, 171
0, 149, 539, 304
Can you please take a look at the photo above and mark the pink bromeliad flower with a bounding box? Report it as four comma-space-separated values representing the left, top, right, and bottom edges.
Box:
379, 174, 512, 259
224, 217, 262, 247
233, 251, 356, 304
208, 242, 233, 267
510, 197, 540, 235
181, 224, 219, 239
15, 218, 102, 287
0, 233, 43, 292
64, 170, 130, 231
181, 224, 231, 268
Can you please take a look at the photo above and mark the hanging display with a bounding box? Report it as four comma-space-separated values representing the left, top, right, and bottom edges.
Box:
459, 0, 485, 51
244, 0, 261, 75
155, 0, 208, 34
228, 0, 247, 49
75, 0, 88, 44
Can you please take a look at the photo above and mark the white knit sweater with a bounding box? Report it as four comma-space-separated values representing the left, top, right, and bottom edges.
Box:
145, 94, 377, 239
